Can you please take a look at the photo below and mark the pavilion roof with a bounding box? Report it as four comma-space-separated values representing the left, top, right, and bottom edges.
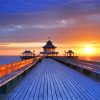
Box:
43, 40, 56, 48
22, 50, 33, 54
67, 50, 74, 53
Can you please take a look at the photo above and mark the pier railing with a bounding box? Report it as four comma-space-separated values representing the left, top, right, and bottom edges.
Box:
66, 59, 100, 71
0, 59, 35, 78
55, 57, 100, 71
52, 56, 100, 79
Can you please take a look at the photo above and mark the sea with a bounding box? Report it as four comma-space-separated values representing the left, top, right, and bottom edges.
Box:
0, 56, 20, 65
79, 56, 100, 62
0, 56, 100, 66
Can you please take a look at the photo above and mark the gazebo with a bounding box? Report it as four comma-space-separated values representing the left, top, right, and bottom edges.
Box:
67, 50, 74, 57
65, 50, 78, 59
40, 39, 59, 57
20, 50, 35, 60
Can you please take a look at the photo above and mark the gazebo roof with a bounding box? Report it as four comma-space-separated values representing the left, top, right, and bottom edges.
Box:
67, 50, 74, 53
22, 50, 33, 54
43, 40, 56, 48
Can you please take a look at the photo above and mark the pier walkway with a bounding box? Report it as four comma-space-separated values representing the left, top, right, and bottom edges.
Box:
5, 58, 100, 100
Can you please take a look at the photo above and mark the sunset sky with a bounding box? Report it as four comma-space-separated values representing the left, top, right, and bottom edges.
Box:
0, 0, 100, 56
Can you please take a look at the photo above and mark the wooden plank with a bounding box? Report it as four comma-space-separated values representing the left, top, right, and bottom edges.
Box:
5, 58, 100, 100
47, 63, 52, 100
28, 63, 43, 100
33, 64, 44, 100
48, 65, 57, 100
6, 63, 40, 100
54, 61, 100, 97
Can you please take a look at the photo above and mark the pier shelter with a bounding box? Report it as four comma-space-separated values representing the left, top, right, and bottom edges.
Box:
66, 50, 78, 59
40, 39, 58, 57
20, 50, 35, 60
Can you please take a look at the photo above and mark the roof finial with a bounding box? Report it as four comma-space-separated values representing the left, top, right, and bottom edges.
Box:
48, 37, 50, 40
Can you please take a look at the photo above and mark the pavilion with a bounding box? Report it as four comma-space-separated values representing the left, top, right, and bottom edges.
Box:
65, 50, 78, 59
20, 50, 35, 60
40, 39, 59, 57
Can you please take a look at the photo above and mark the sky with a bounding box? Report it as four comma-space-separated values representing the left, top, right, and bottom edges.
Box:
0, 0, 100, 56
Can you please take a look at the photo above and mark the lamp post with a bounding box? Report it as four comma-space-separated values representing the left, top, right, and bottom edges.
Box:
64, 51, 66, 60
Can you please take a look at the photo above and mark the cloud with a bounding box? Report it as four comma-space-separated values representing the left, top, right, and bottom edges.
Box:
0, 0, 100, 55
0, 42, 45, 48
0, 19, 75, 34
0, 0, 100, 14
0, 0, 99, 43
86, 14, 100, 23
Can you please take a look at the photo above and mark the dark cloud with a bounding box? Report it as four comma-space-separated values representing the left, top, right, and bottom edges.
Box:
0, 0, 99, 13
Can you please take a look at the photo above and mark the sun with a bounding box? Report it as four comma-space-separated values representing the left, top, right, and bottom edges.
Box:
83, 45, 94, 55
84, 47, 93, 54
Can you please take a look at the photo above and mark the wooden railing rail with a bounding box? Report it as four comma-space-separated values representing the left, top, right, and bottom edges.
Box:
0, 58, 35, 78
54, 57, 100, 71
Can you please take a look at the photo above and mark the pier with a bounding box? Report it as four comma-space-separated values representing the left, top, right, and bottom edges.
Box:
0, 39, 100, 100
2, 58, 100, 100
0, 0, 100, 99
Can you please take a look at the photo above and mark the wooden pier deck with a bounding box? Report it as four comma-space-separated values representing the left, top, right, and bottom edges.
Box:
5, 58, 100, 100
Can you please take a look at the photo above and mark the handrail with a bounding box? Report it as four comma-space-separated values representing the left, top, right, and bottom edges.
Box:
0, 58, 35, 78
53, 57, 100, 71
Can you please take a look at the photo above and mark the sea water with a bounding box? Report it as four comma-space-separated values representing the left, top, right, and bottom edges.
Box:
0, 56, 100, 66
0, 56, 20, 65
79, 56, 100, 62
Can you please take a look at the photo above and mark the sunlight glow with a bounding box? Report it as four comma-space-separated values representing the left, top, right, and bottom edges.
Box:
83, 45, 94, 55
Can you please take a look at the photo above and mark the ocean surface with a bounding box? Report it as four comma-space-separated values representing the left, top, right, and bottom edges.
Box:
79, 56, 100, 62
0, 56, 100, 66
0, 56, 20, 65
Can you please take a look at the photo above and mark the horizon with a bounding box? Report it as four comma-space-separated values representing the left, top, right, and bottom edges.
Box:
0, 40, 100, 56
0, 0, 100, 56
